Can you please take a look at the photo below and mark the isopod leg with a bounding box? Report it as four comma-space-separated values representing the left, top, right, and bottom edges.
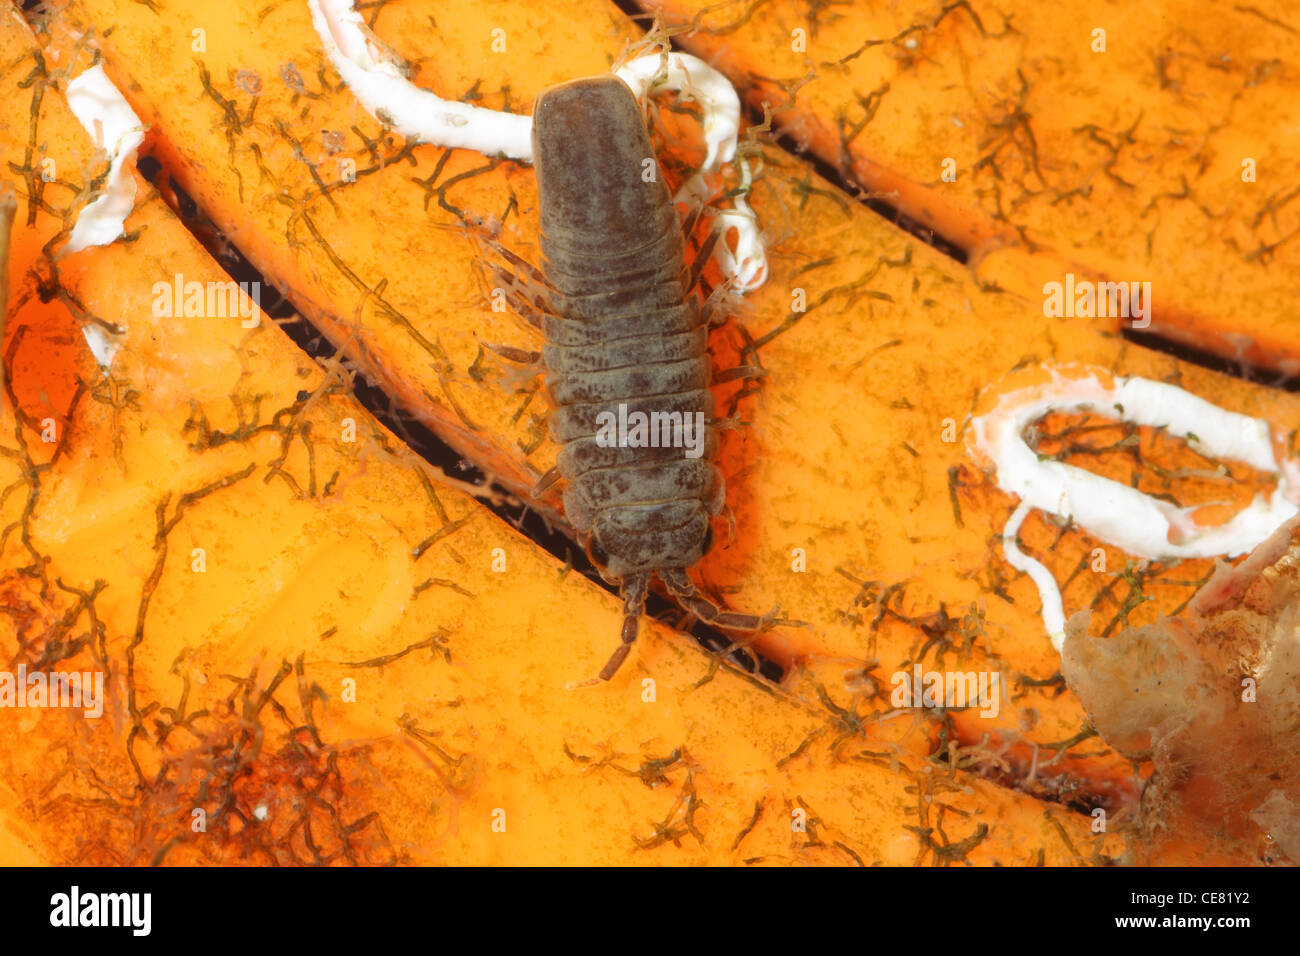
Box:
597, 572, 651, 681
712, 365, 767, 385
482, 263, 551, 331
717, 503, 738, 548
530, 466, 563, 499
474, 234, 559, 331
684, 226, 724, 292
473, 232, 557, 295
483, 341, 542, 366
661, 567, 780, 634
700, 276, 743, 328
678, 199, 705, 245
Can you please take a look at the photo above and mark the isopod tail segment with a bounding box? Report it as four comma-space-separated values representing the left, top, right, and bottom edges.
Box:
568, 567, 786, 688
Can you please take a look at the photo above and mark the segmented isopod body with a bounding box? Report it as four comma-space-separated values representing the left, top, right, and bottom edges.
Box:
531, 75, 770, 681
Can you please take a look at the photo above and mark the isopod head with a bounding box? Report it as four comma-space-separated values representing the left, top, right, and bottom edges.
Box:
531, 75, 677, 258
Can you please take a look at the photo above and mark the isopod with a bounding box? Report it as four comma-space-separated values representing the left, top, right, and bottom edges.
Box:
525, 74, 776, 681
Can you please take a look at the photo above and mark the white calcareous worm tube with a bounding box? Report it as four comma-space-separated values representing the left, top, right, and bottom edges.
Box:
970, 368, 1300, 651
65, 65, 145, 255
616, 55, 767, 291
1001, 499, 1067, 646
64, 64, 147, 368
308, 0, 533, 159
308, 0, 768, 290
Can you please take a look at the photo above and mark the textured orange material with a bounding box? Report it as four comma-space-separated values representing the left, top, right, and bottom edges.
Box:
0, 0, 1292, 866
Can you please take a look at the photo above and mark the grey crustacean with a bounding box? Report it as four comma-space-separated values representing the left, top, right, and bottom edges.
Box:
524, 74, 774, 682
